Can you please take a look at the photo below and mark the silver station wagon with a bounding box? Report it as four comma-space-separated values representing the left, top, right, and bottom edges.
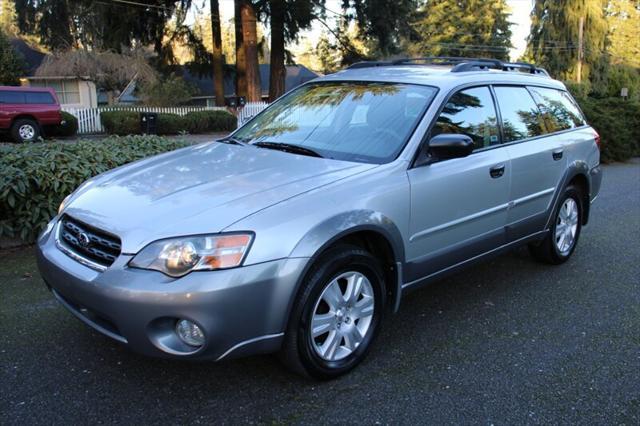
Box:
37, 57, 602, 379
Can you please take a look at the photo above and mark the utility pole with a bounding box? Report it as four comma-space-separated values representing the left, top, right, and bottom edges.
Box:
577, 16, 584, 84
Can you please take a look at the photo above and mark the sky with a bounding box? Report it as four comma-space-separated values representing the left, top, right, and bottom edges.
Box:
208, 0, 534, 61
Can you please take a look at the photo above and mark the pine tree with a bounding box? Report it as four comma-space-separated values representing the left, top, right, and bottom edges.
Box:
210, 0, 225, 106
526, 0, 609, 90
606, 0, 640, 67
0, 28, 25, 85
408, 0, 513, 61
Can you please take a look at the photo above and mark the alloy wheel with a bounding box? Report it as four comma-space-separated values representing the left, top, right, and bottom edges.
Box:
310, 271, 375, 361
555, 197, 579, 255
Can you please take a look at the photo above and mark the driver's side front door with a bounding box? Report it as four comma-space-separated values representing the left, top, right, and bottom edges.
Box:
404, 85, 511, 285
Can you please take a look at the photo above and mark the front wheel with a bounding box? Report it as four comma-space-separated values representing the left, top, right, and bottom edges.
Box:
11, 119, 40, 143
529, 185, 583, 264
280, 245, 386, 379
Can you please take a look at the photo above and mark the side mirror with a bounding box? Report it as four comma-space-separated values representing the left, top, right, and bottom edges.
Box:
425, 133, 474, 163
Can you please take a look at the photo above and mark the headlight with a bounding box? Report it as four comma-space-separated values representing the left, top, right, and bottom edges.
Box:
129, 233, 253, 277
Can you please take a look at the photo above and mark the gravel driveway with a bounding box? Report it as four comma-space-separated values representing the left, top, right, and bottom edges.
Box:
1, 160, 638, 425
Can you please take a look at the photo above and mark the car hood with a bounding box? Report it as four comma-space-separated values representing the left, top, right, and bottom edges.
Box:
64, 142, 375, 253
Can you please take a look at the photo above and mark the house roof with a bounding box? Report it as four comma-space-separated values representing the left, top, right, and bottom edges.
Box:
181, 64, 320, 98
9, 38, 46, 76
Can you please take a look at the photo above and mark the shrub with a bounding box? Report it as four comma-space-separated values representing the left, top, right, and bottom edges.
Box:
156, 113, 186, 135
0, 135, 190, 242
48, 111, 78, 138
138, 76, 196, 107
183, 110, 237, 133
576, 97, 640, 162
101, 110, 139, 135
100, 109, 237, 135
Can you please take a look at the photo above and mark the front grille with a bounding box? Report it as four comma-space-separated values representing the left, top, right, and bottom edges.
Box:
58, 215, 122, 268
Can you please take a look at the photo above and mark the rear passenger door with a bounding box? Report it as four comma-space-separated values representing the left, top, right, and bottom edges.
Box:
406, 86, 511, 282
493, 85, 567, 241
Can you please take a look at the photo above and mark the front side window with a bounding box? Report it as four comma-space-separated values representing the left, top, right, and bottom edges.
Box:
233, 82, 437, 164
493, 86, 546, 142
527, 87, 586, 132
432, 86, 499, 149
0, 91, 25, 104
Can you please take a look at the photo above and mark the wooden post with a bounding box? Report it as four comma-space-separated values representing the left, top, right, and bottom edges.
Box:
577, 16, 584, 84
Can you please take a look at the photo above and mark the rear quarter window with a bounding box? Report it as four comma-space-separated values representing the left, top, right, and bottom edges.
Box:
25, 92, 56, 104
527, 86, 586, 132
493, 86, 546, 142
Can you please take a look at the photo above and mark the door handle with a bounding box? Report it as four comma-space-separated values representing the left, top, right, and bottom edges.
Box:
490, 164, 505, 178
552, 149, 564, 160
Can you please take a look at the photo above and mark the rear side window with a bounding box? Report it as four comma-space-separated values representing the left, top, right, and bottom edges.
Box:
527, 87, 586, 132
432, 86, 499, 149
0, 91, 26, 104
25, 92, 55, 104
493, 86, 546, 142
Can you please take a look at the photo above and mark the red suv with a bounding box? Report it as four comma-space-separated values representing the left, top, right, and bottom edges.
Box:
0, 86, 63, 142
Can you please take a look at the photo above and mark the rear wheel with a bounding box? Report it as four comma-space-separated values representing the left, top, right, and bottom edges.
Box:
11, 119, 40, 143
529, 185, 583, 264
280, 245, 386, 379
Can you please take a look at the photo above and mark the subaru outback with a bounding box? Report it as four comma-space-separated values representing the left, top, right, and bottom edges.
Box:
37, 58, 602, 379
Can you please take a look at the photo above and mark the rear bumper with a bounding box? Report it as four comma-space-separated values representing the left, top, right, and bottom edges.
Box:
36, 224, 307, 361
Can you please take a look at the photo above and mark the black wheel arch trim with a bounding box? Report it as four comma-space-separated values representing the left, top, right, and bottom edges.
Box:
545, 161, 592, 229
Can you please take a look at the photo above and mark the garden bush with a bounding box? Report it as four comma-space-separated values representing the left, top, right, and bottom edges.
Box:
575, 97, 640, 162
100, 109, 236, 135
156, 113, 186, 135
47, 111, 78, 138
0, 135, 190, 242
101, 110, 139, 135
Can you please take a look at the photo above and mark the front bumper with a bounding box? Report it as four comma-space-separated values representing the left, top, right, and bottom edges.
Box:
36, 225, 307, 361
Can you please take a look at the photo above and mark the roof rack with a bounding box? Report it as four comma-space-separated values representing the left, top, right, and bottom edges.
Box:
346, 57, 550, 77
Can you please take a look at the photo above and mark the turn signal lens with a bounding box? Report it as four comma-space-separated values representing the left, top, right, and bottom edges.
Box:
593, 129, 601, 150
129, 233, 253, 277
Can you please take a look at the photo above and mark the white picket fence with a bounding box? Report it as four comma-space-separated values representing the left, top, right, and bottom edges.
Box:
237, 101, 269, 125
63, 103, 270, 135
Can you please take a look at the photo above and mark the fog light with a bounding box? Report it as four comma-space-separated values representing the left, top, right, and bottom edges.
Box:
175, 319, 205, 347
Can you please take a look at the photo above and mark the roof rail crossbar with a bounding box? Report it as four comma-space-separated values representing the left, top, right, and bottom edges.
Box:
345, 57, 550, 77
392, 56, 503, 67
347, 61, 393, 69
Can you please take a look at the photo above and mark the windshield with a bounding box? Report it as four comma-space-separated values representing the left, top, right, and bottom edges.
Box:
233, 82, 437, 164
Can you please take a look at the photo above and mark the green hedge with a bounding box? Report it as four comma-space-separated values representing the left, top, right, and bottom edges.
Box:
100, 109, 237, 135
575, 97, 640, 162
47, 111, 78, 138
0, 135, 190, 242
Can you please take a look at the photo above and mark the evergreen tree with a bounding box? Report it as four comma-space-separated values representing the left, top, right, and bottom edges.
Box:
606, 0, 640, 67
210, 0, 225, 106
266, 0, 313, 100
13, 0, 192, 55
408, 0, 513, 61
348, 0, 419, 55
0, 28, 24, 85
526, 0, 609, 90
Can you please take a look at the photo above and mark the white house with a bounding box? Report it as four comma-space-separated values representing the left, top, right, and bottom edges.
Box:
10, 38, 98, 108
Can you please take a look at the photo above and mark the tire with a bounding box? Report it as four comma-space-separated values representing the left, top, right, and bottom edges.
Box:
11, 119, 40, 143
529, 185, 583, 265
280, 244, 386, 380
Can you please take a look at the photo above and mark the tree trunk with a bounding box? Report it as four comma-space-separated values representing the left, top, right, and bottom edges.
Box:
240, 1, 262, 102
234, 0, 247, 98
269, 0, 286, 102
210, 0, 225, 106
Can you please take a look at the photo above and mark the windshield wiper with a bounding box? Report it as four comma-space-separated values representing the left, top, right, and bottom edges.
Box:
253, 141, 324, 158
217, 136, 248, 146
